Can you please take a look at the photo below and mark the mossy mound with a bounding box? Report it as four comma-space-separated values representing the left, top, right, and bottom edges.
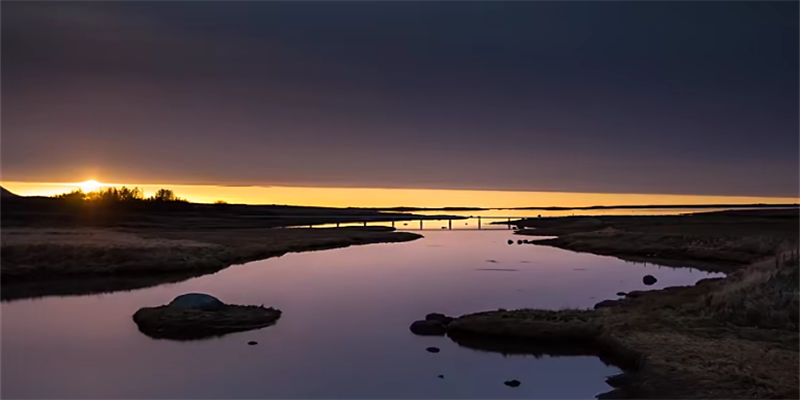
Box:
133, 304, 281, 340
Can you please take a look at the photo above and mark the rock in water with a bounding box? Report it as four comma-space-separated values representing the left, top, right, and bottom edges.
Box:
616, 292, 627, 296
409, 320, 447, 336
504, 380, 521, 387
426, 347, 441, 353
248, 341, 258, 346
133, 297, 281, 340
517, 240, 523, 244
168, 293, 226, 310
508, 240, 514, 245
643, 275, 658, 285
425, 313, 454, 325
438, 375, 444, 379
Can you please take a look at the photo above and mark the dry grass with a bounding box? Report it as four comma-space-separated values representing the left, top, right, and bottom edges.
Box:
446, 210, 800, 398
1, 226, 421, 299
701, 251, 799, 331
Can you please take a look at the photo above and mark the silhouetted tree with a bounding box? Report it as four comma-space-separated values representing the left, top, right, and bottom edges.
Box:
53, 186, 185, 203
53, 189, 86, 202
149, 188, 184, 202
118, 186, 144, 201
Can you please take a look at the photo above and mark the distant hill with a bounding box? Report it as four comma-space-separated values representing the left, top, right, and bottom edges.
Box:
1, 186, 20, 198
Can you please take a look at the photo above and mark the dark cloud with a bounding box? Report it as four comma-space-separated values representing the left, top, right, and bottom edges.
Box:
2, 2, 798, 197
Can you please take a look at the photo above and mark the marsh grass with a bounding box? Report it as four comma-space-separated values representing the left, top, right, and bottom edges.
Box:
449, 210, 799, 398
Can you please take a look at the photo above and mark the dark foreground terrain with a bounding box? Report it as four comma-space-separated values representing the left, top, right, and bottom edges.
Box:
1, 196, 433, 300
448, 209, 799, 398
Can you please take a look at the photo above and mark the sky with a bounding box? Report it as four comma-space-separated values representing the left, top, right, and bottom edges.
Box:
2, 1, 798, 200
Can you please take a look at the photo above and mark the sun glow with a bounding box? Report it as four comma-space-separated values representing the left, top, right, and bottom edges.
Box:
79, 180, 103, 192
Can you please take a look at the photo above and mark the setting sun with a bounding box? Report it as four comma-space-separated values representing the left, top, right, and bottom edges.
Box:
79, 180, 102, 192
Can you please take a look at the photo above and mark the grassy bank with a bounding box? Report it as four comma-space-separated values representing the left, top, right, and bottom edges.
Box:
0, 199, 421, 300
445, 209, 799, 398
1, 195, 440, 300
1, 226, 420, 301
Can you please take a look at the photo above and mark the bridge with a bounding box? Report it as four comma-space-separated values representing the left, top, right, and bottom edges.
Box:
280, 215, 535, 230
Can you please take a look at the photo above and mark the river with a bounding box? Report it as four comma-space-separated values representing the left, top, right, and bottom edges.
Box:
1, 230, 723, 398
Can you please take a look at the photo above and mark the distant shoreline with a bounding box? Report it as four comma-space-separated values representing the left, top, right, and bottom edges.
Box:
372, 203, 798, 212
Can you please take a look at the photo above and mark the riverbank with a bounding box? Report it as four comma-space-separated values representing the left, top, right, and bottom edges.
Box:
444, 209, 799, 398
1, 195, 442, 300
1, 226, 421, 300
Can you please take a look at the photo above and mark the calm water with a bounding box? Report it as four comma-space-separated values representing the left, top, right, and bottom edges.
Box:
312, 207, 785, 230
1, 231, 723, 399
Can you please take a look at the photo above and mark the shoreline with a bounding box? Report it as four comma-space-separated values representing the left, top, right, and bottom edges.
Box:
439, 209, 799, 398
1, 226, 421, 301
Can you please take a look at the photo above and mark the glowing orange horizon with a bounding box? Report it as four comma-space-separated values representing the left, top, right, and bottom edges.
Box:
1, 180, 797, 209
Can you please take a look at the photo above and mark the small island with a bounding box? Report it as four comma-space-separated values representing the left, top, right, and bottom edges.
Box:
132, 293, 282, 340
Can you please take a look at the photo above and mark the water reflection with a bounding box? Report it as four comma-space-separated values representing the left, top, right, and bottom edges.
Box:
1, 231, 722, 399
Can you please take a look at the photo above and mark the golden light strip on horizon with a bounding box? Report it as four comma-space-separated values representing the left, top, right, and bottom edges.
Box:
1, 181, 797, 208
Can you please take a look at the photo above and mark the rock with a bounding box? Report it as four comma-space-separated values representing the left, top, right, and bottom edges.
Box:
508, 240, 514, 245
517, 240, 523, 244
133, 302, 282, 340
594, 300, 619, 309
643, 275, 658, 285
426, 347, 441, 353
438, 375, 444, 379
425, 313, 454, 325
410, 320, 447, 336
616, 292, 627, 296
247, 341, 258, 346
504, 380, 521, 387
168, 293, 226, 310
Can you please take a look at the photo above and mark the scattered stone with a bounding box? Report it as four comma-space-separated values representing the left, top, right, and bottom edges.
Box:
410, 320, 447, 336
168, 293, 225, 310
425, 313, 455, 325
616, 292, 627, 296
247, 341, 258, 346
643, 275, 658, 285
133, 294, 282, 340
508, 240, 514, 245
426, 347, 441, 353
504, 380, 521, 387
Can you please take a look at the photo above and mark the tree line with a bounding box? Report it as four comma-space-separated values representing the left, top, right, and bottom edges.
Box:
53, 187, 187, 203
